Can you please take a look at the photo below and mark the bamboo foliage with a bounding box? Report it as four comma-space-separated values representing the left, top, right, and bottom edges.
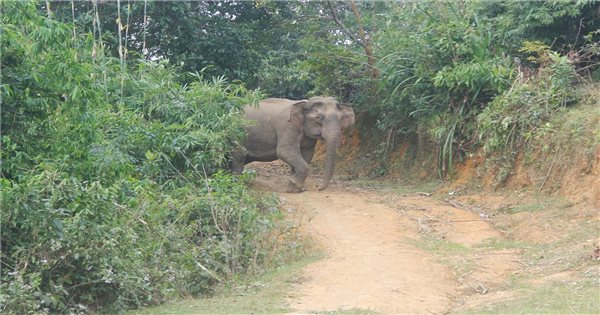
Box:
70, 0, 77, 62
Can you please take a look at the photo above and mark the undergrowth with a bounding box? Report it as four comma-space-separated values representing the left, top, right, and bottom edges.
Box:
477, 49, 577, 154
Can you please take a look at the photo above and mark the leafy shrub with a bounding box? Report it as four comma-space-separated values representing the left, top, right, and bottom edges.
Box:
362, 1, 591, 176
1, 170, 278, 313
373, 2, 515, 176
477, 51, 577, 153
433, 58, 513, 95
301, 37, 375, 105
475, 0, 600, 54
254, 50, 315, 99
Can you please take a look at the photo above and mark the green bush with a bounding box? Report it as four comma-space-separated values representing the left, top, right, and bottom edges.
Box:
372, 2, 515, 176
254, 50, 315, 99
477, 51, 577, 153
358, 1, 593, 176
1, 171, 279, 313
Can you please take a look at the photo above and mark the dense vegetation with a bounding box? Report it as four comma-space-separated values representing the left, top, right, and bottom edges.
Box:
1, 2, 277, 313
1, 0, 598, 313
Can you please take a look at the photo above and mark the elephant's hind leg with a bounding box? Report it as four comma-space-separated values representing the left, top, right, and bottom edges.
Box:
230, 149, 246, 174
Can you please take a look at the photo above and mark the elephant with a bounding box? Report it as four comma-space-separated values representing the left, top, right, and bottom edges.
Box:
231, 96, 355, 193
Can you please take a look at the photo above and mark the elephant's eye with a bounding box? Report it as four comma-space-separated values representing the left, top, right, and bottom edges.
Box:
315, 114, 324, 121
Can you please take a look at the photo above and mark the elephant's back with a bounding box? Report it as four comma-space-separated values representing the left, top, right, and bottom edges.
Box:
261, 98, 301, 106
244, 98, 298, 119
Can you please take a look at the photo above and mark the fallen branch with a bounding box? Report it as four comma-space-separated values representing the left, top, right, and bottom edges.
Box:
447, 218, 505, 222
414, 217, 506, 223
513, 260, 529, 267
195, 260, 222, 282
466, 280, 488, 294
444, 198, 466, 209
415, 192, 432, 197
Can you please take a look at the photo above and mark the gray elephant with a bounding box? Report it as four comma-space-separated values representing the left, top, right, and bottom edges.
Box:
232, 96, 355, 193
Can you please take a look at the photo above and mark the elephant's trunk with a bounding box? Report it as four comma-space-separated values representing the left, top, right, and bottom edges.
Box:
319, 132, 341, 191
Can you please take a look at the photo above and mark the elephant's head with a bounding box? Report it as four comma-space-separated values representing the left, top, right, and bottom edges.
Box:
289, 96, 355, 191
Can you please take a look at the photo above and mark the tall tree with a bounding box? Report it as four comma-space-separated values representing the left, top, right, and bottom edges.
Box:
48, 1, 297, 86
326, 0, 379, 78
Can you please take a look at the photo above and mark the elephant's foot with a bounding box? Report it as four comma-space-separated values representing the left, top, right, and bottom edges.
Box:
287, 180, 305, 193
317, 184, 328, 191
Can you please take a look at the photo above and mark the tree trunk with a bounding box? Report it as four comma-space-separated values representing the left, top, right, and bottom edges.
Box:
348, 0, 379, 79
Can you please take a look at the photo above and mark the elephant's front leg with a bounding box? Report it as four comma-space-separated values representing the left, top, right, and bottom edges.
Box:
277, 145, 309, 193
290, 146, 316, 176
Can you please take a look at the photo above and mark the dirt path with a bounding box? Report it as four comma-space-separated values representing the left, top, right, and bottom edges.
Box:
249, 162, 520, 314
283, 191, 458, 314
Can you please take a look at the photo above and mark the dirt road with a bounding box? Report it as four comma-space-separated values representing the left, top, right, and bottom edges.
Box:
249, 162, 521, 314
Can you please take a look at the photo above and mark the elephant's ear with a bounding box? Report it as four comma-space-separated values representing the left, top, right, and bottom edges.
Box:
289, 101, 307, 129
338, 103, 355, 130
